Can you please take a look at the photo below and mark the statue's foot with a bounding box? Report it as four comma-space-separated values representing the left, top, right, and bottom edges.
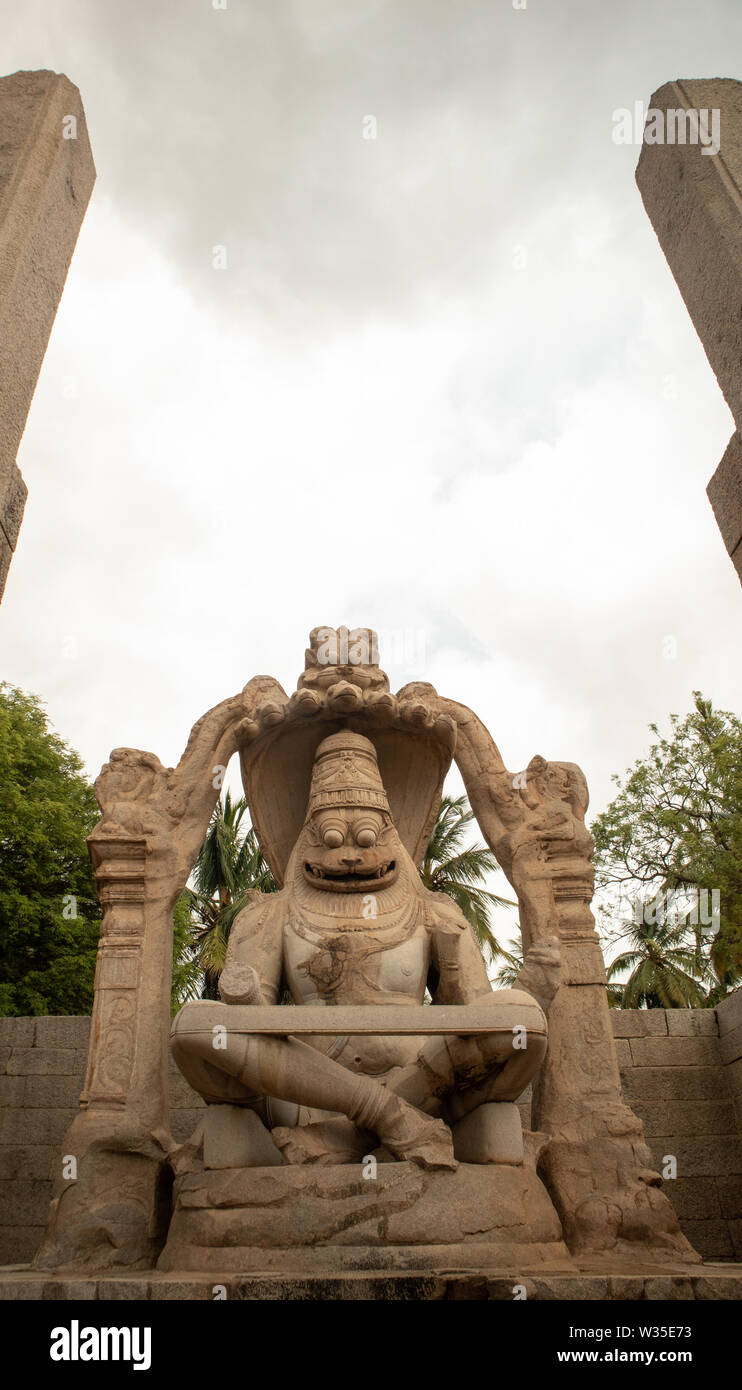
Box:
379, 1097, 457, 1172
271, 1118, 370, 1167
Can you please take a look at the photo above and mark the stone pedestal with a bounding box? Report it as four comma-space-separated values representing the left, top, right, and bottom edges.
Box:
157, 1160, 571, 1275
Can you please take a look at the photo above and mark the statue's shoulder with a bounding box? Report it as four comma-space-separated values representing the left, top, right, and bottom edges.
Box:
421, 888, 470, 936
232, 888, 287, 937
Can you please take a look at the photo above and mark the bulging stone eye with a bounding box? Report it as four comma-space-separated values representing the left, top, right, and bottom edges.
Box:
355, 826, 377, 848
323, 827, 344, 848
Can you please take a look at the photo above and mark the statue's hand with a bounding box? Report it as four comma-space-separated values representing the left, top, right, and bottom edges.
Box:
219, 963, 264, 1006
515, 937, 561, 1015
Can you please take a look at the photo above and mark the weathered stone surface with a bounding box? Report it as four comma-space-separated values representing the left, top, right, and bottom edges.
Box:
730, 1219, 742, 1258
0, 1146, 56, 1181
0, 1077, 24, 1107
515, 1083, 532, 1130
624, 1065, 730, 1101
0, 1020, 34, 1048
708, 433, 742, 559
719, 1021, 742, 1066
642, 1276, 696, 1301
40, 1278, 98, 1300
33, 1017, 89, 1050
666, 1010, 719, 1037
664, 1176, 721, 1221
0, 464, 26, 549
611, 1011, 668, 1038
0, 1108, 72, 1146
6, 1048, 79, 1076
0, 1178, 51, 1226
718, 988, 742, 1037
2, 1265, 742, 1300
674, 1221, 734, 1262
636, 80, 742, 581
614, 1039, 632, 1071
647, 1136, 742, 1178
717, 1175, 742, 1220
97, 1278, 156, 1300
629, 1036, 721, 1068
158, 1161, 570, 1273
0, 1272, 44, 1296
203, 1105, 283, 1170
171, 1109, 207, 1146
0, 70, 95, 601
632, 1098, 736, 1138
725, 1057, 742, 1096
451, 1102, 523, 1164
0, 538, 10, 595
167, 1072, 205, 1109
23, 1075, 81, 1109
0, 1227, 44, 1267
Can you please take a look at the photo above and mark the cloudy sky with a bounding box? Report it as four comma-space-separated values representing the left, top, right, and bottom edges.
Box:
1, 0, 741, 934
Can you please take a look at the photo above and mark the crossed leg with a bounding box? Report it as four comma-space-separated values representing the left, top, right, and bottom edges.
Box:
170, 1003, 457, 1170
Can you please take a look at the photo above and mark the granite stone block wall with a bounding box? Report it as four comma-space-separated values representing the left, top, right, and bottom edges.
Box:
0, 1016, 204, 1265
1, 999, 742, 1267
612, 1000, 742, 1261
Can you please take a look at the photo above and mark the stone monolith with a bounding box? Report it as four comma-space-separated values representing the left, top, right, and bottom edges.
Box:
636, 78, 742, 583
0, 69, 95, 599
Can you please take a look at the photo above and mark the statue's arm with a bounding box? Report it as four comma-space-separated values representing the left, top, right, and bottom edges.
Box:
219, 894, 285, 1006
427, 897, 493, 1004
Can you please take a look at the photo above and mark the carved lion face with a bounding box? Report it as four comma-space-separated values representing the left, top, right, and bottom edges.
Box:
302, 806, 400, 893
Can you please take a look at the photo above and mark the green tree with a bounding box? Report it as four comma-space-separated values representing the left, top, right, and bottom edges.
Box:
170, 892, 203, 1013
418, 793, 514, 961
604, 918, 708, 1009
0, 684, 101, 1015
592, 692, 742, 1005
491, 929, 524, 988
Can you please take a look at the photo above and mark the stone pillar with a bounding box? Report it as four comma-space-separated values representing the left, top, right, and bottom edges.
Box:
436, 708, 699, 1263
636, 78, 742, 583
0, 69, 95, 600
533, 871, 693, 1259
35, 831, 176, 1271
36, 696, 252, 1270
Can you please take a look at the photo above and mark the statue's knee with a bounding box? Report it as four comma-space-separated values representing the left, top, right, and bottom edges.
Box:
452, 1101, 524, 1165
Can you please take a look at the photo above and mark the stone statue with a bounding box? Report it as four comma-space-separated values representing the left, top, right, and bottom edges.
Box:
37, 626, 698, 1275
170, 729, 551, 1173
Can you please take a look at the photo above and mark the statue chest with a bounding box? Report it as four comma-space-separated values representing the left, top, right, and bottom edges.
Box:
283, 912, 429, 1006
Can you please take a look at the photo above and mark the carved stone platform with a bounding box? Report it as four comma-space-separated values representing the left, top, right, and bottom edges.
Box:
2, 1266, 740, 1300
157, 1161, 571, 1274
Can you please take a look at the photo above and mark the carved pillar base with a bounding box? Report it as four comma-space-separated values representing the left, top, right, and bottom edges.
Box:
35, 833, 174, 1270
35, 1112, 171, 1271
534, 881, 700, 1265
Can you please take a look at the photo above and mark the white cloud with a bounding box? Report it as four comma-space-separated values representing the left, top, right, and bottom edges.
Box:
1, 0, 740, 875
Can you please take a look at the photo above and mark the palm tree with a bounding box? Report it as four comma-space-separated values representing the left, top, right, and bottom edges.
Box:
605, 916, 708, 1009
183, 791, 277, 1000
491, 930, 524, 988
170, 892, 203, 1011
419, 794, 515, 961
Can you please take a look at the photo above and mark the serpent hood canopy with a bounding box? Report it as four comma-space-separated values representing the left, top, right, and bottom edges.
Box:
237, 626, 456, 886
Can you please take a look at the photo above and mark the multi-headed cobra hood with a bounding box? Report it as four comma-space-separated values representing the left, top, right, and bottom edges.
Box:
238, 627, 457, 886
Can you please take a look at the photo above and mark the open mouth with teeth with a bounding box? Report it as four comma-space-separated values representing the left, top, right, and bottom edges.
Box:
303, 860, 398, 892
